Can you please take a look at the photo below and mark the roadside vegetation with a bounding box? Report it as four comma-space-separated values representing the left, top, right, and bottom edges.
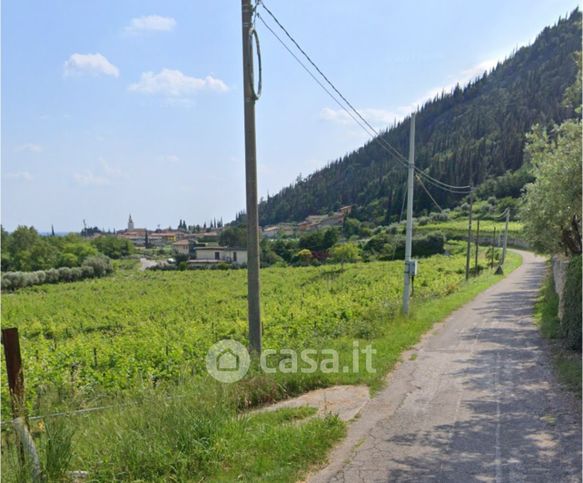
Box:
535, 266, 582, 397
521, 53, 581, 396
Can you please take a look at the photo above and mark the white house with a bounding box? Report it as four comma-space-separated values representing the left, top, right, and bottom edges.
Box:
193, 247, 247, 266
172, 239, 193, 256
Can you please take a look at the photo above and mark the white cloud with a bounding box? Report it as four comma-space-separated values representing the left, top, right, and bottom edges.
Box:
320, 107, 402, 128
74, 159, 123, 187
410, 58, 498, 109
321, 57, 501, 131
125, 15, 176, 34
74, 171, 110, 186
100, 159, 123, 178
6, 171, 33, 181
14, 143, 43, 153
128, 69, 229, 97
64, 53, 120, 78
161, 154, 180, 163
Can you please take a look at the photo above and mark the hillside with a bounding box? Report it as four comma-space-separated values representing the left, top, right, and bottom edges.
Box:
258, 9, 581, 226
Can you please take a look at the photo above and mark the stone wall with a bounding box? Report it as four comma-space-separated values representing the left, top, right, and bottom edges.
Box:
552, 255, 570, 320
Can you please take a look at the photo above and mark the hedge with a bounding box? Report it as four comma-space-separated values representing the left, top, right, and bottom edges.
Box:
1, 255, 113, 291
562, 255, 582, 351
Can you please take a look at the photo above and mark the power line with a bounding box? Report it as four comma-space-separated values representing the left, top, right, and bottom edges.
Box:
258, 2, 472, 194
416, 174, 444, 212
256, 14, 385, 152
259, 1, 408, 162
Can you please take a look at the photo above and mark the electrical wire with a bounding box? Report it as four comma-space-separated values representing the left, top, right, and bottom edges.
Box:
258, 1, 473, 193
416, 174, 444, 212
256, 14, 384, 149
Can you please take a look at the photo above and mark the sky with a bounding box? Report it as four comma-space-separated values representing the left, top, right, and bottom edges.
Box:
1, 0, 579, 232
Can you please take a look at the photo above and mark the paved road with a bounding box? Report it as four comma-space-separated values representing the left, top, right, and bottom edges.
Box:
309, 250, 581, 483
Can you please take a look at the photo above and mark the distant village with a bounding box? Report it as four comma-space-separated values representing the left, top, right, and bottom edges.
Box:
109, 206, 352, 267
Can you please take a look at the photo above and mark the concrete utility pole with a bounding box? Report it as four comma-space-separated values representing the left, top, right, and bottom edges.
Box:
465, 187, 474, 280
491, 226, 497, 269
500, 208, 510, 266
474, 217, 480, 275
241, 0, 262, 353
402, 113, 416, 315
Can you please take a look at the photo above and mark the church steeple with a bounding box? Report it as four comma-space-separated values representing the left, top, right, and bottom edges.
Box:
128, 214, 134, 230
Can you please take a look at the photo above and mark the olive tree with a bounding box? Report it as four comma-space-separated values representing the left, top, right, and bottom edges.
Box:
520, 120, 582, 255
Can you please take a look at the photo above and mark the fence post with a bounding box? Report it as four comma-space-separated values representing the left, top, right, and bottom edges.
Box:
2, 328, 42, 481
2, 328, 25, 416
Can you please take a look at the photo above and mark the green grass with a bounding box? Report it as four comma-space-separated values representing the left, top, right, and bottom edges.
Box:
535, 274, 582, 397
1, 250, 522, 481
2, 388, 343, 483
417, 219, 524, 239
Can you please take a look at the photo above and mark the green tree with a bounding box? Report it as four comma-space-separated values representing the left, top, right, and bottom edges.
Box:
219, 226, 247, 248
521, 120, 582, 254
92, 235, 134, 259
329, 243, 361, 268
296, 248, 313, 266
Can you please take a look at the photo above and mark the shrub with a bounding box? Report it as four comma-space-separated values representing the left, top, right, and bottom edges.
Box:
58, 267, 73, 282
562, 255, 582, 351
430, 211, 449, 222
1, 255, 112, 291
71, 267, 83, 281
1, 277, 11, 290
46, 268, 60, 283
82, 255, 113, 277
35, 270, 47, 284
81, 265, 95, 278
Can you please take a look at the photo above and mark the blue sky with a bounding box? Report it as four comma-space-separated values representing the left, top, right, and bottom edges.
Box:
2, 0, 579, 232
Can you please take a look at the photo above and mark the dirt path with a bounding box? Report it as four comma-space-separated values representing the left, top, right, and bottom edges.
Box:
309, 250, 581, 482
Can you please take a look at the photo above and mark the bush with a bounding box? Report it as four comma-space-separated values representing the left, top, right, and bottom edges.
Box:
1, 277, 11, 290
430, 211, 449, 222
562, 255, 582, 351
71, 267, 83, 281
82, 255, 113, 277
58, 267, 72, 282
81, 265, 95, 278
46, 268, 60, 283
2, 255, 113, 291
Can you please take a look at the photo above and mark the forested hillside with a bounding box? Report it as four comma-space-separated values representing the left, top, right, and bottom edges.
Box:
259, 9, 581, 225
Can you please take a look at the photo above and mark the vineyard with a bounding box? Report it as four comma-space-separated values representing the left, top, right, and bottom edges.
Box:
2, 251, 472, 414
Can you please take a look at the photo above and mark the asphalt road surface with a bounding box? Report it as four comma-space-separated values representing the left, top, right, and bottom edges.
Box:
309, 250, 581, 483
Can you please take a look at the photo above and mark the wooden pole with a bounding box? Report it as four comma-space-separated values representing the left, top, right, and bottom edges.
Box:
2, 328, 25, 416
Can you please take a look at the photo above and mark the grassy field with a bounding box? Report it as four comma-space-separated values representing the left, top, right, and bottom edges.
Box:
535, 273, 582, 397
1, 248, 522, 481
417, 219, 524, 239
2, 249, 478, 410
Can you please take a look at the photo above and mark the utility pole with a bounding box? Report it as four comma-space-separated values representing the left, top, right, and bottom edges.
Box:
402, 113, 415, 315
465, 187, 474, 280
491, 226, 496, 269
500, 208, 509, 266
474, 217, 480, 276
241, 0, 261, 353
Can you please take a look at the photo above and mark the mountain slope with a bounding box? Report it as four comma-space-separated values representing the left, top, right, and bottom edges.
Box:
258, 10, 581, 225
